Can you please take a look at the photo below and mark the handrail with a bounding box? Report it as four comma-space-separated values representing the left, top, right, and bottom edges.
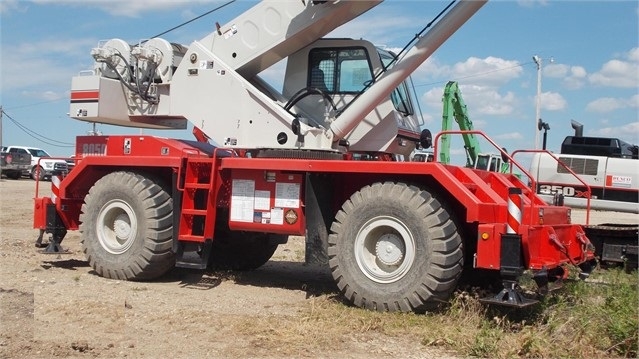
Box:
33, 156, 75, 200
512, 149, 592, 225
433, 130, 538, 224
433, 130, 531, 178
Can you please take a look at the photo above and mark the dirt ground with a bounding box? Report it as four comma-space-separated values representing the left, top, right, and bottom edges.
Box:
1, 178, 469, 359
2, 178, 637, 359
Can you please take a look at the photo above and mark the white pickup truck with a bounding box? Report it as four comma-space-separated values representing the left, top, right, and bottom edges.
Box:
2, 146, 71, 180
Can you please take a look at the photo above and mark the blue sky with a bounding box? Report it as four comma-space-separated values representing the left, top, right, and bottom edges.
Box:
1, 0, 638, 164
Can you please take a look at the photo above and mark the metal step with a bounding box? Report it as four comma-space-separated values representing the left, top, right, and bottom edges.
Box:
175, 241, 212, 270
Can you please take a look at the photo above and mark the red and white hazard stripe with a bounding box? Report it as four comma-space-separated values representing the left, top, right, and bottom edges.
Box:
50, 172, 62, 204
507, 187, 522, 234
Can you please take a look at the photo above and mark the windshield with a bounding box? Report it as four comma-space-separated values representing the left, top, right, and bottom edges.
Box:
378, 49, 414, 115
27, 148, 50, 157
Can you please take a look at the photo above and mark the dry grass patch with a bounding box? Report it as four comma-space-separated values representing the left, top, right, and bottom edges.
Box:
231, 267, 637, 358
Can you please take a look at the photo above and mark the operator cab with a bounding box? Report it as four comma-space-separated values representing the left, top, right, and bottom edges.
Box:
282, 38, 422, 157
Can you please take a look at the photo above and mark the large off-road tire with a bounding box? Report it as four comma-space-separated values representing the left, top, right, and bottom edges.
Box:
328, 182, 463, 312
208, 230, 285, 271
79, 171, 175, 280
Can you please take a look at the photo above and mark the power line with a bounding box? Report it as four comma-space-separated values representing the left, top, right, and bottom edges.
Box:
3, 98, 65, 111
146, 0, 237, 40
413, 60, 535, 88
0, 109, 74, 148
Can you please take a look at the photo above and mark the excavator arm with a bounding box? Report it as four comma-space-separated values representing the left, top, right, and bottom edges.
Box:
440, 81, 481, 166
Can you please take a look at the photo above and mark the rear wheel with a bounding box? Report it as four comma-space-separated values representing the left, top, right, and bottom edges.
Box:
6, 171, 21, 179
80, 171, 175, 280
328, 182, 463, 312
208, 230, 285, 271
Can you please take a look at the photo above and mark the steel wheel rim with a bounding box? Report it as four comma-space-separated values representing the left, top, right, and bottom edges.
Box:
96, 199, 138, 254
354, 216, 416, 283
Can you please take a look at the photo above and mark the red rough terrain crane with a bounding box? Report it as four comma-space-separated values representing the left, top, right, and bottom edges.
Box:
33, 0, 595, 312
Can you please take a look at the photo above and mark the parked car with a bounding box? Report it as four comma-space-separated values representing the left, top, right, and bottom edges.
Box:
2, 145, 69, 180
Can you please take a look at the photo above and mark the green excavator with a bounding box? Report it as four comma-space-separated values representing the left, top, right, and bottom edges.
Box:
439, 81, 509, 173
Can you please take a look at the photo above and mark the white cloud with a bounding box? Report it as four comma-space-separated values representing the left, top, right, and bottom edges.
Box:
627, 47, 639, 62
20, 90, 66, 102
588, 122, 639, 142
540, 92, 566, 111
544, 63, 568, 78
545, 63, 587, 89
589, 47, 639, 88
585, 94, 639, 113
495, 132, 523, 140
421, 82, 518, 119
517, 0, 550, 7
570, 67, 587, 78
450, 57, 523, 87
2, 37, 98, 97
471, 88, 517, 116
28, 0, 222, 17
412, 56, 523, 94
330, 13, 415, 47
0, 0, 21, 14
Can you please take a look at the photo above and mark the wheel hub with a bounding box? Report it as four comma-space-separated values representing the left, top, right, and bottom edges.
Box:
375, 234, 405, 266
354, 216, 416, 284
113, 213, 131, 240
97, 200, 137, 254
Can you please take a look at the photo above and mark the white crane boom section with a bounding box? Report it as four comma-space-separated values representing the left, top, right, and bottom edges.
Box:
329, 0, 487, 141
198, 1, 383, 78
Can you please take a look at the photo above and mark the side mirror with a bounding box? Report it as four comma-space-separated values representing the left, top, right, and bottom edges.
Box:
419, 129, 433, 149
501, 147, 509, 163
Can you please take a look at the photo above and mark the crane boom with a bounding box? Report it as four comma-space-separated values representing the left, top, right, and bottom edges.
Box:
197, 1, 383, 78
329, 1, 487, 140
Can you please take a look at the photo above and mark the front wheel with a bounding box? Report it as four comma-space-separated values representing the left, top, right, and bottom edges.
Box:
79, 171, 175, 280
328, 182, 463, 312
31, 166, 45, 181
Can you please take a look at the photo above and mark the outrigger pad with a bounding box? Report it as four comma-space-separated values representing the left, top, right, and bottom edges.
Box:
38, 241, 69, 254
479, 281, 538, 308
35, 229, 69, 254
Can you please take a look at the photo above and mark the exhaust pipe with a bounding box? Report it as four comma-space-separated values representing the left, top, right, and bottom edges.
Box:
571, 119, 583, 137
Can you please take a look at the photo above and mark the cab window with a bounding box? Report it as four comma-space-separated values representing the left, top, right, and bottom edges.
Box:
308, 48, 373, 94
379, 50, 414, 116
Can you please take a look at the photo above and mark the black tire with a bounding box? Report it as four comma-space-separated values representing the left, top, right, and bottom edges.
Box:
6, 171, 21, 180
79, 171, 175, 280
328, 182, 463, 312
31, 166, 45, 181
208, 230, 285, 271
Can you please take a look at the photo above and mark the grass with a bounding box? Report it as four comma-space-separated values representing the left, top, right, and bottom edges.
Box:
232, 266, 637, 358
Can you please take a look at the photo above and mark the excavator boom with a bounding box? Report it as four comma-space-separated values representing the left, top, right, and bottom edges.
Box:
440, 81, 481, 166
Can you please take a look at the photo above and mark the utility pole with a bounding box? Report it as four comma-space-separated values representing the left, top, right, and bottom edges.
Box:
0, 105, 3, 150
532, 55, 542, 150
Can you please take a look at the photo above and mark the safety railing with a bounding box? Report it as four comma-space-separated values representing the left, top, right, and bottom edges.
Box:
433, 130, 542, 224
511, 149, 592, 225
